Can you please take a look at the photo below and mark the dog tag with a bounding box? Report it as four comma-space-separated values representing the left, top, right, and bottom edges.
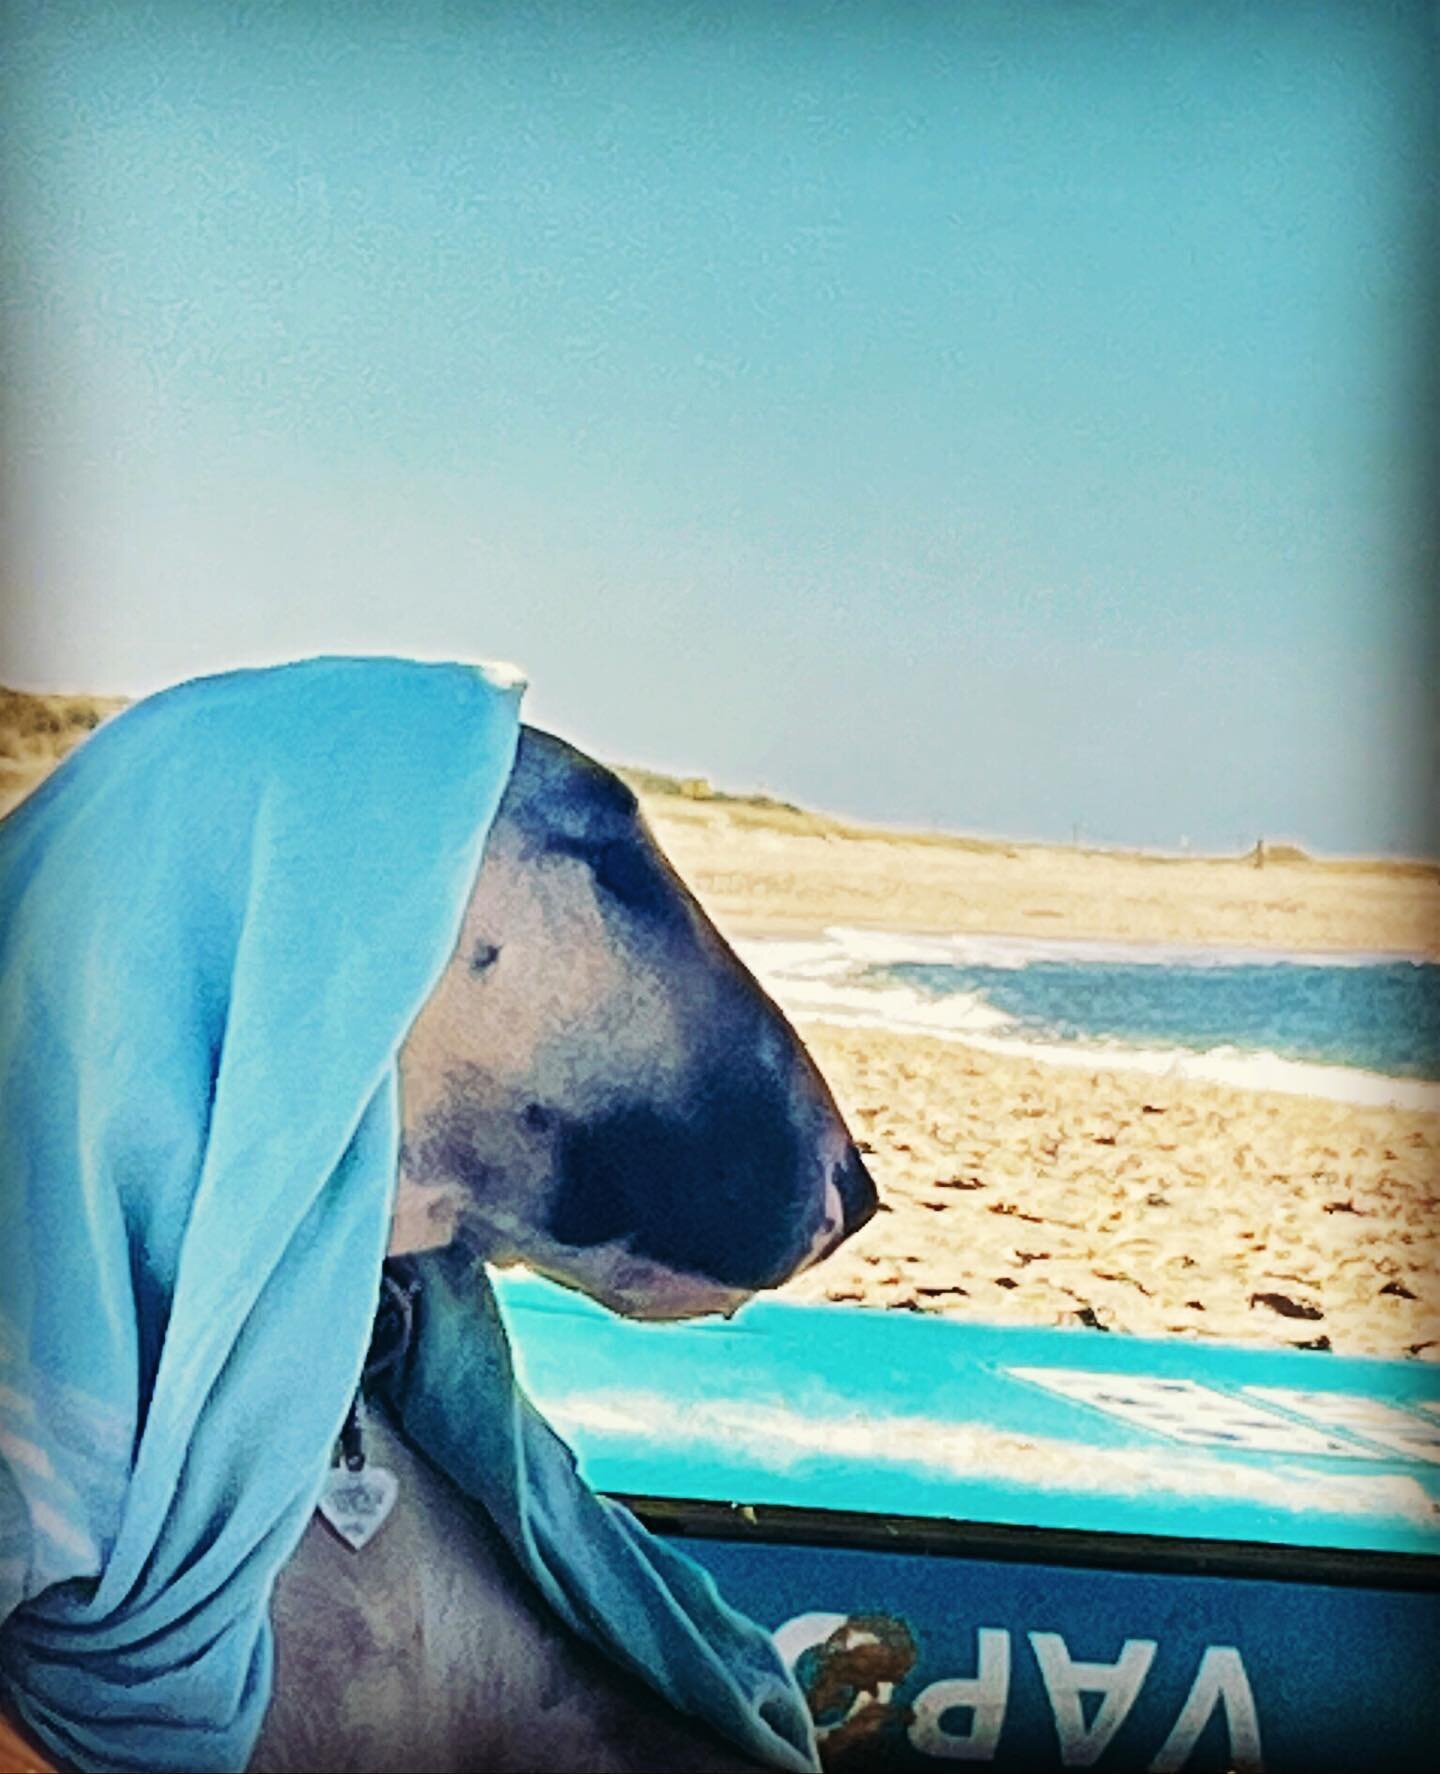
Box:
317, 1462, 399, 1552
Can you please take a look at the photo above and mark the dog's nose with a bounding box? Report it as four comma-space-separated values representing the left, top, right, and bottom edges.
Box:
831, 1144, 879, 1237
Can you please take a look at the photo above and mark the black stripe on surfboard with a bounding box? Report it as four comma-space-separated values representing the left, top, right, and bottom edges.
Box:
612, 1494, 1440, 1594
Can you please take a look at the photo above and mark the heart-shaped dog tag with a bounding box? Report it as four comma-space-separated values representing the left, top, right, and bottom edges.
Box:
317, 1463, 399, 1552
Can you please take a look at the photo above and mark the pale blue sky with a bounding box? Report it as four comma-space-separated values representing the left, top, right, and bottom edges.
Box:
2, 1, 1435, 854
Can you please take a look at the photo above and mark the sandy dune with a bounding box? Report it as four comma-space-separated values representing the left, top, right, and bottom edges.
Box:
643, 797, 1440, 960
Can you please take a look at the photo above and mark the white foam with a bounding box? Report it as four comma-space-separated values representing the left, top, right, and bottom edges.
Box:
738, 966, 1015, 1038
955, 1034, 1440, 1112
770, 926, 1436, 973
737, 931, 1440, 1112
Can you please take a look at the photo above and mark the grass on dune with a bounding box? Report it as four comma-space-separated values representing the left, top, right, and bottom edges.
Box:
0, 688, 129, 817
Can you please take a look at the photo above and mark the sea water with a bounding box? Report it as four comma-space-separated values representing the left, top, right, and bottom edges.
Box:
735, 929, 1440, 1109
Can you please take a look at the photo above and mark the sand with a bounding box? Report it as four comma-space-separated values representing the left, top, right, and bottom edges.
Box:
5, 686, 1436, 1361
642, 798, 1440, 959
771, 1022, 1439, 1362
634, 801, 1439, 1364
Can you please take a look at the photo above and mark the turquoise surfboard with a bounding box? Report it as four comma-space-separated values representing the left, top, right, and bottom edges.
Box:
493, 1272, 1439, 1774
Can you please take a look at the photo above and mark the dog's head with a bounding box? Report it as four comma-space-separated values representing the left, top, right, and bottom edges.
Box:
397, 729, 876, 1319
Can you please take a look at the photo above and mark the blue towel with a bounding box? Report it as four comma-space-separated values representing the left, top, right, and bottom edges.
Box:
0, 659, 819, 1774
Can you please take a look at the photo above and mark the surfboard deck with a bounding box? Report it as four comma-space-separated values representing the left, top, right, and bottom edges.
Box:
492, 1272, 1440, 1774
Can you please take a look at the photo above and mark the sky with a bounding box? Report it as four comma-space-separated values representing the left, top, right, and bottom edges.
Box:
1, 0, 1436, 856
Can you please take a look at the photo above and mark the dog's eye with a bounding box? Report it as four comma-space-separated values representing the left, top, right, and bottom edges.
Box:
469, 942, 501, 974
592, 840, 652, 903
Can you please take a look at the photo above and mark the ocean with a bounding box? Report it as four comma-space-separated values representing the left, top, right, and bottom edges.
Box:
736, 929, 1440, 1111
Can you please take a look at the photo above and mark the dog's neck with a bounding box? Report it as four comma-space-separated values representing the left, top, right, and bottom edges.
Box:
387, 1168, 468, 1256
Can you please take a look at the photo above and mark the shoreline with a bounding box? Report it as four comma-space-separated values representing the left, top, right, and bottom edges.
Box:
799, 1014, 1440, 1115
731, 927, 1440, 1114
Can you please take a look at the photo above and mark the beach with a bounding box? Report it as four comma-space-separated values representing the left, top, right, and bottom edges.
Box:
638, 795, 1439, 1362
5, 689, 1437, 1361
770, 1022, 1438, 1360
641, 792, 1440, 958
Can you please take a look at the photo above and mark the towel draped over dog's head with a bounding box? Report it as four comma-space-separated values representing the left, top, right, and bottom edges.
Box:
0, 660, 820, 1774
